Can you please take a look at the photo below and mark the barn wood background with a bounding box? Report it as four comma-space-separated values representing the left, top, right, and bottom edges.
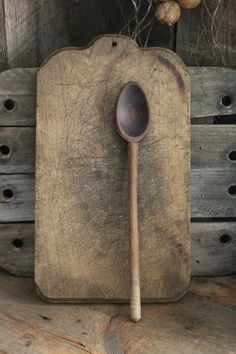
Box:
0, 0, 236, 277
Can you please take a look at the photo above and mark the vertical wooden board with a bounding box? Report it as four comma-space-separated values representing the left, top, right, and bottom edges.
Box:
0, 0, 7, 71
176, 1, 236, 68
35, 36, 191, 302
4, 0, 39, 68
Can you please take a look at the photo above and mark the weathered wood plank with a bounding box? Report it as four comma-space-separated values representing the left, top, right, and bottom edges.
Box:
0, 95, 36, 127
1, 67, 235, 126
1, 169, 235, 221
0, 174, 34, 222
176, 0, 236, 69
191, 222, 236, 276
1, 222, 235, 277
188, 67, 236, 118
1, 125, 236, 219
0, 0, 7, 72
4, 0, 39, 68
0, 128, 35, 173
0, 68, 36, 95
0, 223, 34, 277
191, 125, 236, 168
0, 269, 235, 353
192, 169, 236, 218
1, 125, 235, 173
3, 0, 81, 68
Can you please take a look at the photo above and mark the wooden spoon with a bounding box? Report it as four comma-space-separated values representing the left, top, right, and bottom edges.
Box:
116, 82, 149, 322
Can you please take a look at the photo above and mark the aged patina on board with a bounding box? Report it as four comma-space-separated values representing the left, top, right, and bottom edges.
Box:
35, 35, 190, 302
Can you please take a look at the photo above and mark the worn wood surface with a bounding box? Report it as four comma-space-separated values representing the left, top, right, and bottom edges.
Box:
2, 167, 236, 222
35, 36, 190, 301
2, 168, 236, 221
1, 222, 235, 277
189, 67, 236, 118
2, 0, 81, 68
0, 223, 34, 277
0, 127, 35, 173
1, 124, 236, 220
0, 269, 235, 353
0, 174, 34, 222
0, 0, 7, 72
1, 67, 236, 127
0, 68, 236, 277
1, 123, 236, 175
176, 0, 236, 69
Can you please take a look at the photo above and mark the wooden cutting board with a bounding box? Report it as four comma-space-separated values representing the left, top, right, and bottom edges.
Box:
35, 35, 190, 302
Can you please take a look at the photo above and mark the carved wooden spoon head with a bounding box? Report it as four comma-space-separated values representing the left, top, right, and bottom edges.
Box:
116, 82, 149, 143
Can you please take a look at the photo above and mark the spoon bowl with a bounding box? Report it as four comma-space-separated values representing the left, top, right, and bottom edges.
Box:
116, 82, 149, 143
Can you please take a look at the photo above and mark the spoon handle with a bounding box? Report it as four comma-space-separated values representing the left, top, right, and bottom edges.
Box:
128, 142, 141, 322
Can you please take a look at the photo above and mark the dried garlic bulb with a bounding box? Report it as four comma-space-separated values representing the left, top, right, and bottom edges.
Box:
155, 1, 181, 25
177, 0, 202, 9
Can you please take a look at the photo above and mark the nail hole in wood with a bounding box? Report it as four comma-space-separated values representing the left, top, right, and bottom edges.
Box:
0, 145, 10, 158
228, 185, 236, 197
2, 188, 14, 201
3, 98, 16, 112
196, 260, 200, 264
221, 95, 232, 108
112, 41, 117, 47
228, 151, 236, 162
12, 238, 23, 248
220, 234, 231, 245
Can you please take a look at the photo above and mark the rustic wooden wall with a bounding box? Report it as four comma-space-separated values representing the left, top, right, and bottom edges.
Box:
0, 0, 235, 71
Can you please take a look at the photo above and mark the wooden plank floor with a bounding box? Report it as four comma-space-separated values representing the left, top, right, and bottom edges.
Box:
0, 270, 235, 354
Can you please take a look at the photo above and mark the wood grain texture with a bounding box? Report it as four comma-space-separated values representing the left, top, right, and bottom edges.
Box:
191, 125, 236, 168
176, 0, 236, 69
1, 124, 236, 173
192, 169, 236, 218
0, 0, 175, 70
0, 68, 235, 278
4, 0, 39, 68
2, 168, 236, 222
1, 125, 236, 221
3, 0, 81, 68
0, 223, 34, 277
35, 36, 191, 301
0, 68, 36, 95
0, 67, 235, 126
0, 68, 36, 127
1, 222, 235, 277
191, 222, 236, 276
0, 127, 35, 173
188, 67, 236, 118
0, 0, 7, 72
0, 269, 235, 353
0, 174, 34, 222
